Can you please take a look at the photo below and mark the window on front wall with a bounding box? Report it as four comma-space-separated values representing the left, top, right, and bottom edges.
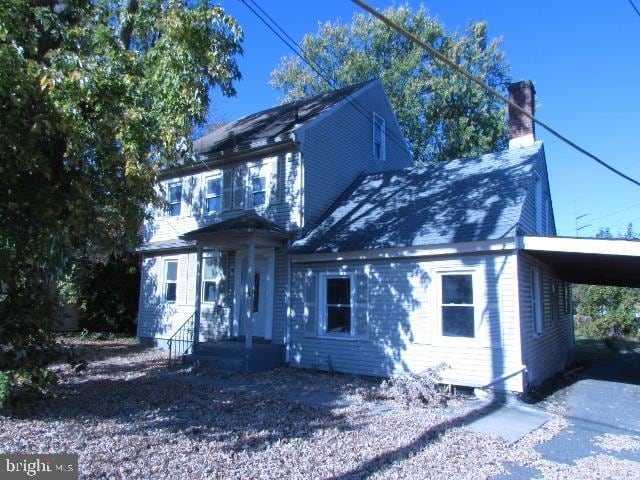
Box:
372, 113, 386, 161
248, 164, 268, 208
164, 260, 178, 302
202, 254, 218, 303
168, 181, 182, 217
324, 276, 353, 335
441, 274, 475, 338
205, 175, 222, 214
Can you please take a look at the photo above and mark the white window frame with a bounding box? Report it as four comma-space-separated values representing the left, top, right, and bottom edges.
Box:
318, 272, 356, 337
372, 112, 386, 161
247, 162, 270, 209
163, 259, 178, 303
167, 180, 182, 217
204, 173, 222, 215
201, 252, 219, 304
435, 269, 478, 343
531, 267, 544, 336
563, 282, 572, 316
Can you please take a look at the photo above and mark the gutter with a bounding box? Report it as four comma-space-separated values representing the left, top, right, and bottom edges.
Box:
158, 134, 297, 180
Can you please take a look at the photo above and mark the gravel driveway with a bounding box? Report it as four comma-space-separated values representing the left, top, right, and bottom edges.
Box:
0, 337, 625, 480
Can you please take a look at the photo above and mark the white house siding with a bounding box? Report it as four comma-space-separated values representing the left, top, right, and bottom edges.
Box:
144, 150, 302, 244
271, 247, 289, 345
137, 251, 198, 347
518, 147, 556, 236
517, 252, 575, 387
290, 252, 525, 392
301, 84, 412, 230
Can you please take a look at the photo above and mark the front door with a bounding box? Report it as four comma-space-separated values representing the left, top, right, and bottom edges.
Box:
234, 250, 274, 340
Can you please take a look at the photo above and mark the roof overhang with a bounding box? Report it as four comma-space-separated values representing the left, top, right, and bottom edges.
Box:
518, 235, 640, 287
180, 213, 290, 249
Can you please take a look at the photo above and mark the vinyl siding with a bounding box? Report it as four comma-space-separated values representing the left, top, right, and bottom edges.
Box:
144, 150, 302, 244
517, 252, 575, 387
301, 83, 412, 230
290, 252, 525, 391
518, 147, 557, 235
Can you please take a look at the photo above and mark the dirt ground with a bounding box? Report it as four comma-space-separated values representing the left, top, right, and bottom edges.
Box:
0, 337, 634, 479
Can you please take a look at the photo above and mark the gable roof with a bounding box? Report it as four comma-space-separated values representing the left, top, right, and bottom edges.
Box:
290, 142, 544, 254
193, 80, 376, 155
180, 212, 289, 239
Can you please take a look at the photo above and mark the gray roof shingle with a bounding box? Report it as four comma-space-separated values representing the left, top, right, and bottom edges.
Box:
193, 80, 375, 155
290, 142, 544, 253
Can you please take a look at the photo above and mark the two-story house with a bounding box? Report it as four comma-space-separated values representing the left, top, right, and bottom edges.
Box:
138, 79, 630, 392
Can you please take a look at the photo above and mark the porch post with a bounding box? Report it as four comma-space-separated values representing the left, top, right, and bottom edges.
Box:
194, 245, 203, 348
245, 237, 256, 349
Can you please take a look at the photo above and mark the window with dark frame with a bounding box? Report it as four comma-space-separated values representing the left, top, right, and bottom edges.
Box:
563, 282, 572, 315
205, 176, 222, 214
168, 182, 182, 217
252, 272, 260, 313
165, 260, 178, 302
326, 277, 351, 334
441, 274, 475, 338
202, 255, 217, 303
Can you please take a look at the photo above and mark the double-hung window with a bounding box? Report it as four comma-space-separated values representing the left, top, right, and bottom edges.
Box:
248, 164, 268, 208
441, 274, 475, 338
164, 260, 178, 302
322, 274, 354, 335
204, 175, 222, 215
372, 112, 386, 161
168, 181, 182, 217
202, 253, 218, 303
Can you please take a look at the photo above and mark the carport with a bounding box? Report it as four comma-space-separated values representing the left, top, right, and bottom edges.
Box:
517, 235, 640, 287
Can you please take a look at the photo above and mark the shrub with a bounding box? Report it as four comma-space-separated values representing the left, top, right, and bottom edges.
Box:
379, 364, 448, 408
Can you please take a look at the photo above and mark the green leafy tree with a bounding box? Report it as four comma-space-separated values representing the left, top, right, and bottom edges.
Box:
271, 4, 510, 164
574, 224, 640, 338
0, 0, 242, 405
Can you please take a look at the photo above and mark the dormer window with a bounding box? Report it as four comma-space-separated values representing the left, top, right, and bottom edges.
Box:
168, 181, 182, 217
205, 175, 222, 214
372, 112, 386, 161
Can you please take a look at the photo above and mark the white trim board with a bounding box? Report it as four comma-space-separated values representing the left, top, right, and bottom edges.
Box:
290, 238, 517, 264
518, 235, 640, 257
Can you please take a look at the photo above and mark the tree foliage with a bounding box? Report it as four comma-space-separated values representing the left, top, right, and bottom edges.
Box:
271, 5, 510, 164
574, 225, 640, 338
0, 0, 243, 403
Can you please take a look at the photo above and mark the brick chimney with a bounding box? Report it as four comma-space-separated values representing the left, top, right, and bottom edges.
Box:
508, 80, 536, 149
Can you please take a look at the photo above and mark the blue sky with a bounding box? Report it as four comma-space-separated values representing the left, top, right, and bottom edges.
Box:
210, 1, 640, 237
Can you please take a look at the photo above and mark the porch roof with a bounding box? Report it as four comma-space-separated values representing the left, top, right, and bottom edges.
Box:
519, 235, 640, 287
180, 212, 290, 248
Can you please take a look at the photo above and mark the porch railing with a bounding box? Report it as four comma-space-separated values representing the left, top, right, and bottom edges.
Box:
167, 312, 196, 367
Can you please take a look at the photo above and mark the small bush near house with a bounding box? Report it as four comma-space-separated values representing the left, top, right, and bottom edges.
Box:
379, 364, 448, 408
60, 254, 140, 334
573, 284, 640, 339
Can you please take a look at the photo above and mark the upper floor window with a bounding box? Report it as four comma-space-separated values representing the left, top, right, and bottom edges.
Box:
372, 112, 386, 161
164, 259, 178, 302
248, 164, 268, 208
168, 181, 182, 217
441, 274, 475, 338
205, 175, 222, 215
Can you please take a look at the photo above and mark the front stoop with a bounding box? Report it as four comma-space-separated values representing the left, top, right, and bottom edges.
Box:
184, 340, 285, 374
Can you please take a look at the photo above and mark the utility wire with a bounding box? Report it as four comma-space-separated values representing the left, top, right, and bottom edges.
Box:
629, 0, 640, 19
351, 0, 640, 188
239, 0, 414, 161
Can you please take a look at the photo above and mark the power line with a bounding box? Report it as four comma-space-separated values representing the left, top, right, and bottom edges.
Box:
629, 0, 640, 19
351, 0, 640, 188
238, 0, 415, 162
588, 201, 640, 223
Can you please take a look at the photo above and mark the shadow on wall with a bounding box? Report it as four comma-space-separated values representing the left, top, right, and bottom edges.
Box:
138, 256, 172, 344
291, 154, 533, 383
